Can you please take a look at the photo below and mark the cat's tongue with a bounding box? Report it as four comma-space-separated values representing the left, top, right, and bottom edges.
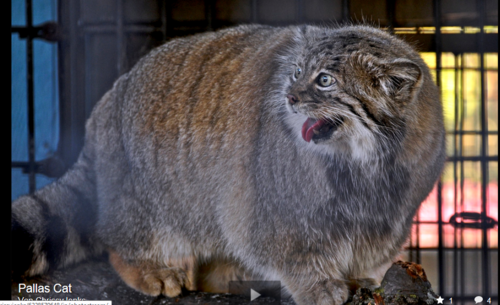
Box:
301, 118, 326, 142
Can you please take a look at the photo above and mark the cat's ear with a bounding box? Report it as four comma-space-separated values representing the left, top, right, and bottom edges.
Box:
351, 53, 423, 106
377, 59, 423, 106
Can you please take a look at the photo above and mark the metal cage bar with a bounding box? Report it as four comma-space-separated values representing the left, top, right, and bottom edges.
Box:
26, 0, 36, 194
433, 0, 445, 294
477, 0, 490, 298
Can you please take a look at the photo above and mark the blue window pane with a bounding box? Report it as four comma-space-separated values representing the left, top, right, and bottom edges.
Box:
12, 0, 58, 26
11, 0, 25, 26
33, 0, 58, 24
34, 39, 59, 161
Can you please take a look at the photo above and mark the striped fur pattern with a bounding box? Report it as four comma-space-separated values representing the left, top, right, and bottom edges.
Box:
11, 24, 445, 305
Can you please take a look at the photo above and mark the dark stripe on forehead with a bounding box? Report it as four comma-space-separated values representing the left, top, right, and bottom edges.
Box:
325, 64, 340, 73
368, 42, 384, 49
316, 41, 337, 50
336, 35, 361, 43
345, 46, 361, 53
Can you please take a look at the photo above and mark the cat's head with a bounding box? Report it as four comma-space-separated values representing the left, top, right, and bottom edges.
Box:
278, 25, 426, 162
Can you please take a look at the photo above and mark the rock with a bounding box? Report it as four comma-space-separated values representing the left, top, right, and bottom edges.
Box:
349, 261, 439, 305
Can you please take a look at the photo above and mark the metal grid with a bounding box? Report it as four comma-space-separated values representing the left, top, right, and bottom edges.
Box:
402, 0, 498, 301
11, 0, 498, 303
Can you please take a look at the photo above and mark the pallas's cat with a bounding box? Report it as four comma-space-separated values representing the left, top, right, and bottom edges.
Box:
12, 24, 445, 305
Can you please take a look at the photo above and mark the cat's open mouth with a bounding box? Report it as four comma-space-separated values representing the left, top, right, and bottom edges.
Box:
301, 117, 342, 143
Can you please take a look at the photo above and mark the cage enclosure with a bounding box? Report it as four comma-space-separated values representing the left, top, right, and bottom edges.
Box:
11, 0, 498, 304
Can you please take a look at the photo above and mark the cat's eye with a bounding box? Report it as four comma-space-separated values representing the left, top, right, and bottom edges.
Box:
294, 67, 302, 79
317, 74, 335, 87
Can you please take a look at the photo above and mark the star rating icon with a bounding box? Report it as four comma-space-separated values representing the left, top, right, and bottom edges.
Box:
437, 296, 445, 304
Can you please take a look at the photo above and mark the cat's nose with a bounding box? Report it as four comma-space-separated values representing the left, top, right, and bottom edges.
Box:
287, 94, 298, 105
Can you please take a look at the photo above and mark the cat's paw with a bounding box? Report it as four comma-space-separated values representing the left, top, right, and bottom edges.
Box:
108, 250, 192, 297
135, 267, 188, 297
293, 279, 349, 305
